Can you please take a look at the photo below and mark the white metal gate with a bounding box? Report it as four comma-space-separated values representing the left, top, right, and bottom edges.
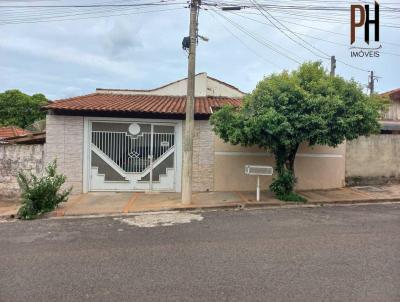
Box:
89, 121, 176, 191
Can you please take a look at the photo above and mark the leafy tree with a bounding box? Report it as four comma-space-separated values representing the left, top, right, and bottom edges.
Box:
0, 90, 48, 128
211, 62, 385, 200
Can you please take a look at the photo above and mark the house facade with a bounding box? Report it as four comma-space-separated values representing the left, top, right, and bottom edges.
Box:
44, 73, 345, 195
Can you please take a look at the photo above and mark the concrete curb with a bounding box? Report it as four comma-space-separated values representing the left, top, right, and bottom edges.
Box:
47, 198, 400, 219
3, 198, 400, 221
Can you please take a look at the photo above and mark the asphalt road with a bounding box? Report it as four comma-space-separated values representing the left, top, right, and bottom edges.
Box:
1, 204, 399, 302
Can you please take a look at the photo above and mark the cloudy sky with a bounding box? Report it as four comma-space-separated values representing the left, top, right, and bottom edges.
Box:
1, 0, 399, 100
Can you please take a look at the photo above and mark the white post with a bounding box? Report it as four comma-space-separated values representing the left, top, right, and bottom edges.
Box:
149, 124, 154, 191
257, 176, 260, 202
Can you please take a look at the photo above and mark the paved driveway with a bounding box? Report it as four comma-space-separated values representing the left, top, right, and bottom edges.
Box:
1, 204, 399, 301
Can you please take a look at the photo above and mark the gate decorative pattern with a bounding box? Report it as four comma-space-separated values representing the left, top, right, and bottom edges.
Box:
91, 131, 174, 173
89, 121, 176, 191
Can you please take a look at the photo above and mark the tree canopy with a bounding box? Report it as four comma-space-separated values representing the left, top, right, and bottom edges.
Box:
211, 62, 385, 199
0, 90, 48, 129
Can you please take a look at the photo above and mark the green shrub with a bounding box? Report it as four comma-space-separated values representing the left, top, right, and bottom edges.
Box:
269, 170, 296, 196
276, 192, 307, 203
17, 161, 71, 219
269, 170, 307, 202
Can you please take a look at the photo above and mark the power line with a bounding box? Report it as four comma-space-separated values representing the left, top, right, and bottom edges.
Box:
207, 9, 279, 67
212, 8, 302, 64
335, 58, 370, 73
204, 1, 400, 13
202, 2, 400, 28
229, 11, 400, 58
248, 0, 330, 60
0, 2, 180, 8
229, 10, 400, 47
216, 6, 371, 73
0, 6, 185, 25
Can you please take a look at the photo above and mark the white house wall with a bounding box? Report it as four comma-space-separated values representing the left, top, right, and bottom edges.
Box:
205, 77, 244, 97
97, 73, 245, 98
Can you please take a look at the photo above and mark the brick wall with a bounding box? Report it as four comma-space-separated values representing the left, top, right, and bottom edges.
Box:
45, 114, 84, 194
0, 144, 44, 200
192, 120, 215, 191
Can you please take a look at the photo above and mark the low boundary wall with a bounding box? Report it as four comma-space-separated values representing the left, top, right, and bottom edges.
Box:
346, 135, 400, 186
0, 144, 44, 200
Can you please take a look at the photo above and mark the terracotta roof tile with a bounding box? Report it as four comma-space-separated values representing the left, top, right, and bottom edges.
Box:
381, 88, 400, 101
44, 93, 242, 115
0, 126, 31, 139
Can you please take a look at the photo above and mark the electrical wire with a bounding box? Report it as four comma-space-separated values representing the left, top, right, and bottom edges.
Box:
206, 9, 279, 67
214, 4, 372, 73
211, 8, 302, 64
0, 0, 186, 25
248, 0, 330, 60
0, 6, 185, 25
229, 11, 400, 57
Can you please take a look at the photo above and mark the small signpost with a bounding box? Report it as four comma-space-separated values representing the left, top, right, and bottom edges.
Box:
245, 165, 274, 202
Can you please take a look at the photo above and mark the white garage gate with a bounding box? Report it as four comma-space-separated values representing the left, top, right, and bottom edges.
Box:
85, 118, 182, 192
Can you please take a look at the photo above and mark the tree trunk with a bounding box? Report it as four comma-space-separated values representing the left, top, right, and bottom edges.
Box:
272, 144, 299, 195
284, 143, 299, 175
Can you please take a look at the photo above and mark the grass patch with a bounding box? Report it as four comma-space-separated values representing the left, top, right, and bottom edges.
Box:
276, 192, 307, 203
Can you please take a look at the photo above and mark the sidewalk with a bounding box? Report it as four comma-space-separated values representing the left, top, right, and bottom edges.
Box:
2, 184, 400, 219
0, 200, 20, 218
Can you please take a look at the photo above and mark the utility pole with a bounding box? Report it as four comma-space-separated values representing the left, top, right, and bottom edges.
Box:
368, 70, 375, 96
330, 55, 336, 77
182, 0, 199, 204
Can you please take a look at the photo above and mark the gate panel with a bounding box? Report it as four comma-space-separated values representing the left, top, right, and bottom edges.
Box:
89, 121, 176, 191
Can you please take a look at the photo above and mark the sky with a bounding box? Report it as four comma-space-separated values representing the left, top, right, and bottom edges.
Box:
1, 0, 399, 100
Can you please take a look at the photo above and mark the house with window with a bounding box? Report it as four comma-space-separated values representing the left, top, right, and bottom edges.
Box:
44, 73, 345, 195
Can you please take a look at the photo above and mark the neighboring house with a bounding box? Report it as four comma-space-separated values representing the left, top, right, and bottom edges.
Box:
0, 126, 31, 143
380, 88, 400, 134
44, 73, 345, 195
2, 131, 46, 145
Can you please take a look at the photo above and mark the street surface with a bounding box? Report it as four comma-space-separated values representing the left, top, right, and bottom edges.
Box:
1, 204, 399, 302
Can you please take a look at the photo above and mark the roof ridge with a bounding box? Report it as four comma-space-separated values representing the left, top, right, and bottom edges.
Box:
47, 92, 99, 105
53, 92, 241, 99
95, 72, 246, 95
96, 73, 207, 93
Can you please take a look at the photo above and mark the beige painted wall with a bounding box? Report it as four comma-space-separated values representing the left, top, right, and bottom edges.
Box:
346, 135, 400, 185
214, 136, 346, 191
